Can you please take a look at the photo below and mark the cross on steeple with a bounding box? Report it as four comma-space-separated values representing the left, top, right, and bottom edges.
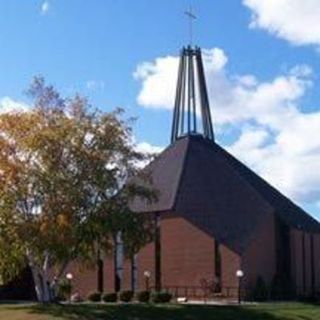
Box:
184, 6, 197, 46
171, 7, 214, 143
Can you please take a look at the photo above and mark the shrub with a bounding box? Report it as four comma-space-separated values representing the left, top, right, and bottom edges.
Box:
270, 274, 294, 300
151, 291, 172, 303
57, 280, 71, 301
119, 290, 134, 302
102, 292, 118, 303
252, 276, 268, 301
87, 291, 102, 302
136, 291, 150, 303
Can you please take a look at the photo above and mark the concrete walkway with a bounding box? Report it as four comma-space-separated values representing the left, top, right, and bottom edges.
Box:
179, 299, 258, 306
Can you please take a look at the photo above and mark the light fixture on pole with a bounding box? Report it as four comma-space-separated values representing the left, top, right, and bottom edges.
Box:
236, 270, 244, 305
66, 273, 73, 302
144, 270, 151, 292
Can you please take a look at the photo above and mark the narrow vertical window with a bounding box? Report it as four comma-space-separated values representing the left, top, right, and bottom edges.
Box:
154, 213, 161, 292
214, 240, 222, 292
302, 232, 306, 295
310, 234, 315, 296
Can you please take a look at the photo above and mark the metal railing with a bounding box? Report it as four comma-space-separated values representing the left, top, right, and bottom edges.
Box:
150, 285, 240, 299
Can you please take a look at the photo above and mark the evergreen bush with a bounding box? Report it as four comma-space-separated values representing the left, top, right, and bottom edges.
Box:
119, 290, 134, 302
102, 292, 118, 303
151, 291, 172, 303
136, 291, 150, 303
87, 291, 102, 302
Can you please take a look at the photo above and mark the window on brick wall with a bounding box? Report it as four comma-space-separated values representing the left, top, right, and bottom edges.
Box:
214, 240, 222, 292
114, 231, 123, 292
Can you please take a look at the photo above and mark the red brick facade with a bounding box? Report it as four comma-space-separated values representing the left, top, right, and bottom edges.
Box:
66, 212, 320, 300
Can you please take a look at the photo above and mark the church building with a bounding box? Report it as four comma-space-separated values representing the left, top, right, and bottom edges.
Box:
67, 45, 320, 300
7, 45, 319, 301
127, 46, 320, 299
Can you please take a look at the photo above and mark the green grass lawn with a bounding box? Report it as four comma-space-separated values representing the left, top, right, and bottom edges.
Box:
0, 302, 319, 320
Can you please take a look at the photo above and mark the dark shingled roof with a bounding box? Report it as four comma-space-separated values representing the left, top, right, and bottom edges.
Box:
130, 134, 320, 254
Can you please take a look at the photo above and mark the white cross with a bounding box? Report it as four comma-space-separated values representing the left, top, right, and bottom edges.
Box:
184, 7, 197, 46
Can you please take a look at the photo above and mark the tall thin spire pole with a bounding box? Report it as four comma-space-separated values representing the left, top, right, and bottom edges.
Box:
187, 48, 191, 133
171, 48, 184, 142
170, 47, 215, 143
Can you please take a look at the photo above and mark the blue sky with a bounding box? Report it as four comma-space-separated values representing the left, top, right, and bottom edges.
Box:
1, 0, 320, 220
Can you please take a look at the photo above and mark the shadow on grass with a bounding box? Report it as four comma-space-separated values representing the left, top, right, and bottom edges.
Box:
6, 302, 320, 320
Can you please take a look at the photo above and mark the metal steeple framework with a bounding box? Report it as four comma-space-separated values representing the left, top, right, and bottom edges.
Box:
171, 46, 214, 143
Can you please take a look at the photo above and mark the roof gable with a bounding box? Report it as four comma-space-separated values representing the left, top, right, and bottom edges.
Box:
130, 137, 188, 213
130, 135, 320, 253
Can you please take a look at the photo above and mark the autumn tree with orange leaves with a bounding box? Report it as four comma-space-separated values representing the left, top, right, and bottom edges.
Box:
0, 77, 154, 302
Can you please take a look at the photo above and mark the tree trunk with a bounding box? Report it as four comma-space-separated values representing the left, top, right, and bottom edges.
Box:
29, 265, 43, 302
27, 250, 52, 302
29, 265, 51, 302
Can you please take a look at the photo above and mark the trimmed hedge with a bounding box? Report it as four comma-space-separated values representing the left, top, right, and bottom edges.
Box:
151, 292, 172, 303
102, 292, 118, 303
119, 290, 134, 302
87, 291, 102, 302
136, 291, 150, 303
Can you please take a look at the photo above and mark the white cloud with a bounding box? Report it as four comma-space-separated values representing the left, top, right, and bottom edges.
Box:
40, 1, 50, 15
0, 97, 29, 114
135, 142, 164, 155
243, 0, 320, 46
133, 55, 178, 109
227, 117, 320, 204
134, 48, 320, 212
134, 48, 312, 129
133, 48, 228, 110
86, 80, 105, 91
134, 141, 164, 169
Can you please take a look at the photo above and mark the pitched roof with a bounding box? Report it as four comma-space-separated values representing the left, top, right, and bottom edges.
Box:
130, 134, 320, 253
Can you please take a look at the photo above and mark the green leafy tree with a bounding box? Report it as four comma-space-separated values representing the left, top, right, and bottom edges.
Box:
0, 77, 154, 302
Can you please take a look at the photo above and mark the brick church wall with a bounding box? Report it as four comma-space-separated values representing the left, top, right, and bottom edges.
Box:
61, 256, 115, 298
134, 215, 240, 297
64, 214, 241, 298
220, 245, 240, 297
304, 233, 312, 296
291, 230, 320, 296
314, 234, 320, 290
160, 216, 215, 288
241, 213, 276, 294
54, 213, 320, 300
291, 228, 303, 295
136, 240, 155, 291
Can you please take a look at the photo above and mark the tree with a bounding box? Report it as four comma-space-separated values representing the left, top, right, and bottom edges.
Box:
0, 77, 154, 302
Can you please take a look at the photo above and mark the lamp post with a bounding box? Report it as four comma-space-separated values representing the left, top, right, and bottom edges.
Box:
236, 270, 244, 305
144, 270, 151, 292
66, 273, 73, 302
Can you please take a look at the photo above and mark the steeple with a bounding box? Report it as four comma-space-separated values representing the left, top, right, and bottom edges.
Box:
171, 46, 214, 143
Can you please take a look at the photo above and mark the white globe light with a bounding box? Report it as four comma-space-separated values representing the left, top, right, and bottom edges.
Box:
144, 270, 151, 278
66, 273, 73, 280
236, 270, 244, 278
